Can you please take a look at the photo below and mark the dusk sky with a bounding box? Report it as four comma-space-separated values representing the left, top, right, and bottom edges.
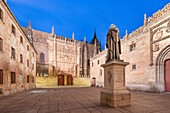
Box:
7, 0, 170, 49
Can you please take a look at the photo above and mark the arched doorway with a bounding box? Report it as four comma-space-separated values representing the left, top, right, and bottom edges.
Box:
165, 59, 170, 92
92, 77, 96, 87
67, 75, 73, 85
58, 74, 64, 86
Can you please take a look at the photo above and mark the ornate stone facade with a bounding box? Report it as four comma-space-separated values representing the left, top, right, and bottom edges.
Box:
0, 0, 37, 96
23, 25, 101, 85
121, 2, 170, 92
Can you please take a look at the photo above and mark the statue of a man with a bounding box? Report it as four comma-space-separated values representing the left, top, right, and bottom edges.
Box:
106, 24, 121, 61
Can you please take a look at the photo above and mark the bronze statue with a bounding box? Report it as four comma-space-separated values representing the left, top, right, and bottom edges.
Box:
106, 24, 121, 61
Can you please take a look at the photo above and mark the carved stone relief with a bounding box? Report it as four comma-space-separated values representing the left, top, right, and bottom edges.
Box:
153, 30, 163, 41
153, 43, 159, 52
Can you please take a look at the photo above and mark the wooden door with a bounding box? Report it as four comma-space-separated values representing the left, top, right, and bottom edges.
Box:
67, 75, 73, 85
92, 77, 96, 86
165, 60, 170, 92
58, 75, 64, 86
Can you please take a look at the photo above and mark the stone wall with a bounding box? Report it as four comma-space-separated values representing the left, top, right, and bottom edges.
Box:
90, 49, 107, 87
121, 3, 170, 92
0, 0, 36, 96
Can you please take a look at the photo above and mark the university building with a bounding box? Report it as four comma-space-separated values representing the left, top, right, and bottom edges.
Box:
0, 0, 37, 96
121, 3, 170, 92
91, 3, 170, 92
22, 24, 101, 86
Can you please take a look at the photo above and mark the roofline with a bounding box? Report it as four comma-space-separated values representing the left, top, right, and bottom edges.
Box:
1, 0, 38, 54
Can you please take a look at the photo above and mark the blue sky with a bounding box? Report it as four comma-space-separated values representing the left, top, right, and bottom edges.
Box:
7, 0, 170, 49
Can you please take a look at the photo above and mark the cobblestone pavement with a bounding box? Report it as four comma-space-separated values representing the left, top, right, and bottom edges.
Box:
0, 87, 170, 113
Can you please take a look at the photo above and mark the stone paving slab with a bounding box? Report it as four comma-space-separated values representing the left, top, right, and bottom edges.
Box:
0, 87, 170, 113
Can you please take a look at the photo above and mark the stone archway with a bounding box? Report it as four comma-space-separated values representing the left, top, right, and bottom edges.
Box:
156, 45, 170, 91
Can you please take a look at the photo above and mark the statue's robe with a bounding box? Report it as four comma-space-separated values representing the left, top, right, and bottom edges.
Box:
106, 29, 121, 60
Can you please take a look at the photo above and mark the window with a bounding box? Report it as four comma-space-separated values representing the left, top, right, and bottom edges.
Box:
33, 52, 34, 57
40, 52, 45, 62
27, 60, 29, 67
0, 70, 3, 84
11, 72, 16, 83
0, 8, 3, 21
32, 64, 34, 70
97, 60, 100, 65
20, 54, 23, 63
130, 42, 136, 51
88, 60, 90, 66
0, 38, 3, 51
92, 62, 93, 67
32, 76, 34, 83
27, 75, 29, 83
11, 47, 15, 59
27, 45, 29, 51
20, 36, 23, 44
20, 73, 23, 84
11, 24, 16, 35
131, 64, 136, 70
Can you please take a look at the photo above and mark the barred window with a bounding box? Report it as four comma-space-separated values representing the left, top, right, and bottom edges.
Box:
32, 76, 34, 83
11, 24, 16, 35
27, 60, 29, 67
20, 54, 23, 63
20, 36, 23, 44
0, 38, 3, 51
0, 8, 3, 21
11, 72, 16, 83
11, 47, 15, 59
0, 70, 3, 84
97, 60, 100, 65
27, 75, 29, 83
132, 64, 136, 70
32, 64, 34, 70
130, 42, 136, 51
27, 45, 29, 51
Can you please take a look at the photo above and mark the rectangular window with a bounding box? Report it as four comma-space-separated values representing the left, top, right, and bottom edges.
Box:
27, 45, 29, 51
0, 8, 3, 21
11, 47, 15, 59
20, 36, 23, 44
88, 60, 90, 66
92, 62, 93, 67
132, 64, 136, 70
27, 60, 29, 67
33, 52, 34, 57
130, 43, 136, 51
32, 76, 34, 83
0, 38, 3, 51
20, 54, 23, 63
32, 64, 34, 70
97, 60, 100, 65
20, 73, 23, 85
11, 24, 16, 35
27, 75, 29, 83
11, 72, 16, 83
0, 70, 3, 84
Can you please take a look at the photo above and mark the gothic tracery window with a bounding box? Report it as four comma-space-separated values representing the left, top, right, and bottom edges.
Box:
40, 52, 45, 62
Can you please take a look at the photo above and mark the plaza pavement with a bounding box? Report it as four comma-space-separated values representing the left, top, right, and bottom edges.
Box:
0, 87, 170, 113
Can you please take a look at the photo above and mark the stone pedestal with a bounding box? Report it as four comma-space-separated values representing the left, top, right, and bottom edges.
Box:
100, 60, 131, 108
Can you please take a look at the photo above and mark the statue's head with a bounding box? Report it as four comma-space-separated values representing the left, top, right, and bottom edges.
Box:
109, 24, 118, 31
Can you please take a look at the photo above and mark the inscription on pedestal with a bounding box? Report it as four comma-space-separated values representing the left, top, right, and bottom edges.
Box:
115, 68, 124, 82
